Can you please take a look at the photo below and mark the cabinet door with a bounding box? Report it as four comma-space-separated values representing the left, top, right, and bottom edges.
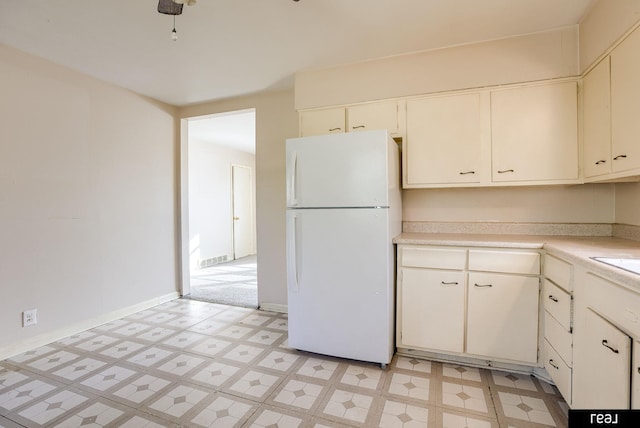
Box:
347, 102, 399, 135
399, 268, 465, 353
633, 340, 640, 409
573, 309, 631, 409
405, 93, 482, 185
583, 57, 612, 178
299, 108, 345, 137
467, 272, 539, 363
611, 27, 640, 173
491, 82, 579, 183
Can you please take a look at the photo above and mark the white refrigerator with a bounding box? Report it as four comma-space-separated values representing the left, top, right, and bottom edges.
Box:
285, 130, 401, 366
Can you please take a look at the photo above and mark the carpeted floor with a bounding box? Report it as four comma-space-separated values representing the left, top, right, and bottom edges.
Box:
185, 255, 258, 308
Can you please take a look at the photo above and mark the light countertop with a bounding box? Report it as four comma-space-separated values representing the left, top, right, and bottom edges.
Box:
394, 232, 640, 290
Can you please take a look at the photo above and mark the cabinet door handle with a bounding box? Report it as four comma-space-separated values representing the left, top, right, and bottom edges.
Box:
595, 160, 607, 165
602, 339, 619, 354
474, 283, 493, 288
459, 171, 475, 175
548, 295, 558, 302
441, 281, 459, 286
497, 169, 514, 174
549, 359, 559, 370
352, 125, 365, 130
328, 127, 342, 132
613, 154, 627, 160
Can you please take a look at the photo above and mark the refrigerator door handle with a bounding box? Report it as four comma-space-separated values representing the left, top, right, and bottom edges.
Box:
288, 150, 298, 206
287, 212, 299, 292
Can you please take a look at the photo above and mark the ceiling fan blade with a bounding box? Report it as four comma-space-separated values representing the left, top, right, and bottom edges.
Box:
158, 0, 183, 15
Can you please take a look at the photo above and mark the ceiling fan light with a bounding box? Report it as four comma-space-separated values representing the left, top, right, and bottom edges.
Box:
158, 0, 183, 15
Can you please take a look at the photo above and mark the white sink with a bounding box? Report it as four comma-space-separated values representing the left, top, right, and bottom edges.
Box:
592, 257, 640, 275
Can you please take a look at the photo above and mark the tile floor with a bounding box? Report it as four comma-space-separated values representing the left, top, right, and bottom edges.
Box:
0, 299, 569, 427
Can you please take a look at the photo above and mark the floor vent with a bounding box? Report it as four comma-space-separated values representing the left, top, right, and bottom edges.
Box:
199, 255, 228, 269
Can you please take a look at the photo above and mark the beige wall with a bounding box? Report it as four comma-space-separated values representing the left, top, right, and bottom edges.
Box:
579, 0, 640, 72
180, 90, 298, 308
295, 27, 578, 110
615, 183, 640, 227
0, 44, 178, 357
404, 185, 615, 224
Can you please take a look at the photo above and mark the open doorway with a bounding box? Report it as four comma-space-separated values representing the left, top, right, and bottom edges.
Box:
183, 109, 258, 308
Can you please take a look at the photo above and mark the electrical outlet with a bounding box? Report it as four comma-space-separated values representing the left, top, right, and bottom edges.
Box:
23, 309, 37, 327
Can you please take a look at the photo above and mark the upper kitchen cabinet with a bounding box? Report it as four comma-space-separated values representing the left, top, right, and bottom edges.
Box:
491, 81, 579, 184
610, 27, 640, 175
299, 107, 345, 137
299, 101, 402, 138
404, 93, 485, 187
583, 57, 612, 179
347, 101, 401, 136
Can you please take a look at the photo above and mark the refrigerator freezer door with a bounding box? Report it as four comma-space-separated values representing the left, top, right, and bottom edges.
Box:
286, 207, 394, 364
286, 130, 391, 208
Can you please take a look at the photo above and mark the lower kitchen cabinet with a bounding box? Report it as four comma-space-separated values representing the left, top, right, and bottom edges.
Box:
399, 268, 465, 353
397, 244, 541, 366
466, 272, 539, 363
573, 308, 631, 409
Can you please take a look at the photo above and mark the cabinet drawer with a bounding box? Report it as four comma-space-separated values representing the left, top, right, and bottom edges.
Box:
544, 339, 572, 403
585, 272, 640, 338
544, 311, 572, 366
545, 254, 573, 292
400, 246, 467, 270
468, 249, 540, 275
543, 279, 571, 331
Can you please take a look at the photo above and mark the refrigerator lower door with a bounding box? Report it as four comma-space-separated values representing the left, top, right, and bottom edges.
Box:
286, 207, 394, 365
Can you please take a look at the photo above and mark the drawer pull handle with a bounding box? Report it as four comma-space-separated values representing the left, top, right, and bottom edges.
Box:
549, 359, 559, 370
613, 154, 627, 160
352, 125, 365, 129
474, 283, 493, 288
459, 171, 475, 175
595, 160, 607, 165
441, 281, 459, 286
602, 339, 619, 354
497, 169, 515, 174
328, 127, 342, 132
548, 295, 558, 302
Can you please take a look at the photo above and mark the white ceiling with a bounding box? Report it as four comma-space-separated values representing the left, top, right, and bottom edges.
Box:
0, 0, 596, 108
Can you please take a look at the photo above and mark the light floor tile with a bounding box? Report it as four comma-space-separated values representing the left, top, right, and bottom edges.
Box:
80, 365, 136, 391
340, 364, 383, 390
491, 371, 538, 392
498, 392, 556, 426
51, 401, 125, 428
0, 380, 57, 411
388, 373, 430, 401
223, 344, 265, 365
441, 411, 495, 428
395, 356, 432, 374
189, 337, 233, 357
228, 370, 282, 400
442, 364, 483, 382
271, 379, 325, 411
127, 347, 175, 368
379, 399, 429, 428
442, 382, 489, 413
99, 340, 146, 359
113, 374, 172, 405
157, 354, 206, 377
190, 394, 257, 428
266, 318, 288, 331
0, 366, 30, 389
257, 351, 299, 372
191, 362, 241, 388
18, 390, 88, 425
9, 346, 57, 364
296, 358, 339, 380
27, 351, 80, 372
247, 408, 304, 428
52, 358, 108, 382
321, 389, 373, 424
247, 330, 283, 346
74, 335, 119, 352
136, 327, 179, 342
148, 384, 209, 418
161, 332, 208, 349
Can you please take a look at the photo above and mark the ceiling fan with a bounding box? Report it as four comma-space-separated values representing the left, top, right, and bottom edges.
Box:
157, 0, 197, 41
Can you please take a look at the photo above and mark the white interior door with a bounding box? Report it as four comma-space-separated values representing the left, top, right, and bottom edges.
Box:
232, 164, 253, 259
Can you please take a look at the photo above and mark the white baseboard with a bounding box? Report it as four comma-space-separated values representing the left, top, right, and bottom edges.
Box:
259, 302, 288, 314
0, 292, 180, 361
